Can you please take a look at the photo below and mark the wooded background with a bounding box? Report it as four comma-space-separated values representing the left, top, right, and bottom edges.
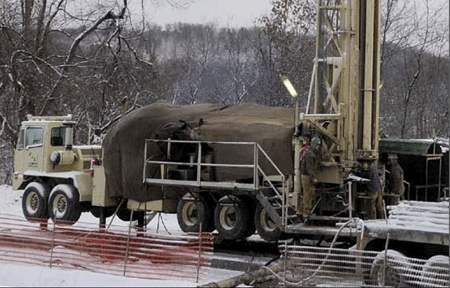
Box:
0, 0, 448, 184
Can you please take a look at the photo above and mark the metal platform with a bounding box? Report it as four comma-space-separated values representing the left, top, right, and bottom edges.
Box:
285, 222, 358, 238
285, 200, 450, 247
144, 178, 255, 191
363, 201, 449, 246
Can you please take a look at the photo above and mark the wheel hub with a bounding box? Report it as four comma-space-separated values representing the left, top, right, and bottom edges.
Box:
220, 206, 237, 230
53, 194, 67, 215
26, 192, 39, 212
260, 210, 276, 231
182, 202, 198, 226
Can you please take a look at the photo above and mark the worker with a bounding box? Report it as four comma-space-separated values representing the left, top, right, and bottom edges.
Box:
366, 162, 384, 219
297, 137, 310, 215
388, 155, 405, 205
301, 137, 321, 220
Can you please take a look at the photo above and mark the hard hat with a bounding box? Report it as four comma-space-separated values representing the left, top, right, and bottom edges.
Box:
388, 154, 398, 160
311, 137, 321, 147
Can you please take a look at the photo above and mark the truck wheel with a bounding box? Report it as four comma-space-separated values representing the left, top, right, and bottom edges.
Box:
177, 193, 214, 233
370, 249, 409, 287
48, 184, 81, 224
116, 208, 139, 222
241, 198, 256, 238
214, 195, 250, 240
254, 204, 282, 242
243, 222, 256, 238
90, 207, 115, 218
22, 182, 50, 221
420, 255, 449, 287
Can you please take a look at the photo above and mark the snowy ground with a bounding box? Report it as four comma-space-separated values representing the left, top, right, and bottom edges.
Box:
0, 185, 242, 287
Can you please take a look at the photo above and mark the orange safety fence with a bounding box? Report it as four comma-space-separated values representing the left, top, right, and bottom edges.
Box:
0, 214, 214, 282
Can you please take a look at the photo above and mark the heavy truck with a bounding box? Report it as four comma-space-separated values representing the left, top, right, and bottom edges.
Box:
12, 114, 116, 224
13, 0, 383, 236
12, 103, 299, 237
11, 0, 449, 283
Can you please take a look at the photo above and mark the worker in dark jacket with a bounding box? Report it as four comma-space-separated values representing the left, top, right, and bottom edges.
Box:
388, 156, 405, 205
301, 137, 321, 220
366, 162, 384, 219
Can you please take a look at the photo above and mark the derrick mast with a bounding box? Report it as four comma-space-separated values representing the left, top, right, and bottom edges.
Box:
299, 0, 381, 181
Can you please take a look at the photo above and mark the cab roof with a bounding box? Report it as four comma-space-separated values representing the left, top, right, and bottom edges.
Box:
26, 114, 73, 122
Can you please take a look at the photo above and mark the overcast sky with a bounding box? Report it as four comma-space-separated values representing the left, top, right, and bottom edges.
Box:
131, 0, 273, 28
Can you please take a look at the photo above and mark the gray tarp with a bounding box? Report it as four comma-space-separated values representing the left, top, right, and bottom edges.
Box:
103, 102, 295, 202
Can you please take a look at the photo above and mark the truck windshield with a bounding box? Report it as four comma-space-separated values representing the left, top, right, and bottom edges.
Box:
51, 127, 65, 146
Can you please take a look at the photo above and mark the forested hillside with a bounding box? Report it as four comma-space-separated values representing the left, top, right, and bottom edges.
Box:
0, 0, 448, 183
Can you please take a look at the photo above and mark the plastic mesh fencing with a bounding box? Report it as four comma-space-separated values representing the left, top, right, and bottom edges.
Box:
0, 214, 213, 282
277, 244, 449, 287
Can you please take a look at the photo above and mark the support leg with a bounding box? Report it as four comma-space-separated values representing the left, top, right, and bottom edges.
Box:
137, 211, 145, 236
99, 207, 106, 230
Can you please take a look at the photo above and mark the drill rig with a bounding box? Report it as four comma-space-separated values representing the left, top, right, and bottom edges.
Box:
293, 0, 382, 220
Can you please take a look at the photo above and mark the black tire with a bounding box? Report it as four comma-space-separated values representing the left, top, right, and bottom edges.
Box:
90, 207, 115, 218
241, 198, 256, 238
177, 193, 214, 233
22, 182, 50, 221
254, 204, 282, 242
214, 195, 250, 240
48, 184, 82, 224
370, 249, 409, 288
116, 208, 140, 222
243, 217, 256, 238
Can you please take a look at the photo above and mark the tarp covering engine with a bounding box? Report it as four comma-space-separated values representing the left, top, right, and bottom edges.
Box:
102, 102, 295, 202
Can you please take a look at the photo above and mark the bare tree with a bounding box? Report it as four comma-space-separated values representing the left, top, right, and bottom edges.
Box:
212, 27, 259, 104
254, 0, 316, 107
0, 0, 192, 183
379, 0, 449, 139
163, 23, 220, 104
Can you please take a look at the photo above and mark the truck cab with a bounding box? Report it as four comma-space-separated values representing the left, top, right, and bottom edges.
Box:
13, 114, 114, 224
14, 115, 72, 187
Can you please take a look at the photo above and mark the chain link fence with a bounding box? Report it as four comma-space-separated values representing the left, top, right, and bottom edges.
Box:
273, 244, 449, 287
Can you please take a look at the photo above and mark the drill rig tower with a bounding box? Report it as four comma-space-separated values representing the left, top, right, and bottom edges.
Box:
299, 0, 381, 180
293, 0, 382, 219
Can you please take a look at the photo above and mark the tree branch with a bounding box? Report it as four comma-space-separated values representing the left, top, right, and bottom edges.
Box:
0, 113, 17, 147
120, 35, 154, 67
39, 0, 129, 115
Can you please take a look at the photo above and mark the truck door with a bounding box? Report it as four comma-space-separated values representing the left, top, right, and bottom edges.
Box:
14, 128, 26, 174
24, 126, 45, 171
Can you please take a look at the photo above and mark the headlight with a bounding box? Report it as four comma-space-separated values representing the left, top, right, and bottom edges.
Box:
50, 151, 61, 166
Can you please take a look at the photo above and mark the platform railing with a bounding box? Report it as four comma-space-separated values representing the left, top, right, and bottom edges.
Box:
143, 139, 288, 227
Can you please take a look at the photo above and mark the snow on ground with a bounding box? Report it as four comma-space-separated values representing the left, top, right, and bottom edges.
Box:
0, 262, 192, 287
0, 185, 242, 287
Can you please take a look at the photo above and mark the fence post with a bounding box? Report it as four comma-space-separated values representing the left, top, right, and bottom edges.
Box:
355, 220, 364, 283
382, 232, 390, 287
156, 212, 161, 233
49, 210, 57, 269
196, 222, 203, 283
123, 209, 134, 276
283, 241, 288, 287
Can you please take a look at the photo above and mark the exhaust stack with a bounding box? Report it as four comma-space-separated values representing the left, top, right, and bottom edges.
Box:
63, 121, 76, 150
